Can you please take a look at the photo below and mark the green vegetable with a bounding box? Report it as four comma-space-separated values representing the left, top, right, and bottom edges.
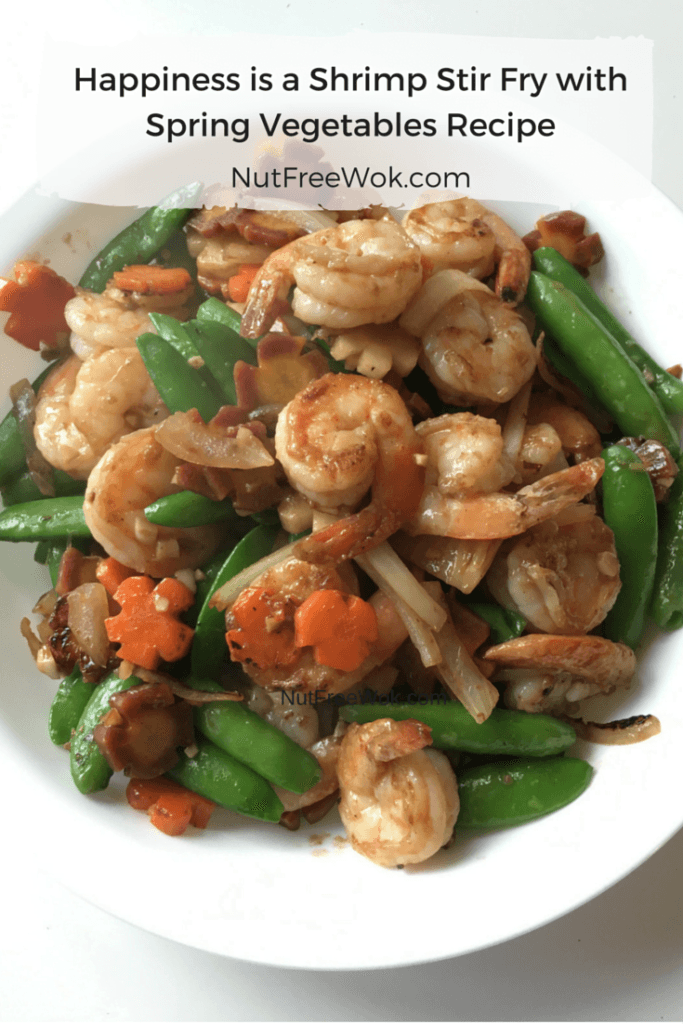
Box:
136, 333, 224, 421
533, 247, 683, 414
48, 667, 94, 746
526, 272, 680, 456
650, 455, 683, 630
191, 525, 278, 678
456, 756, 593, 829
187, 677, 321, 794
601, 445, 658, 648
144, 491, 238, 527
339, 702, 577, 757
1, 468, 85, 507
466, 603, 526, 645
78, 183, 202, 292
0, 364, 54, 488
147, 312, 201, 361
184, 319, 257, 404
70, 672, 141, 794
0, 495, 89, 541
197, 298, 253, 342
167, 737, 284, 822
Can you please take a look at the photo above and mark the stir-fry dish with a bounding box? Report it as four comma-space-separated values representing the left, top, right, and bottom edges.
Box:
1, 195, 681, 868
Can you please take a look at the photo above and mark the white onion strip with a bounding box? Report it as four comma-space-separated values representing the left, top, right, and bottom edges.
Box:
360, 542, 447, 631
210, 539, 299, 610
502, 380, 532, 471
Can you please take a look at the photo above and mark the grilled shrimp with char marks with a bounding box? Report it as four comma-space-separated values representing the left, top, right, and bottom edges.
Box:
240, 217, 423, 338
338, 718, 459, 868
276, 373, 426, 564
402, 198, 531, 304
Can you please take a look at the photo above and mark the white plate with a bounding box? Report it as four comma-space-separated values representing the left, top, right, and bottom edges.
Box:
1, 170, 682, 971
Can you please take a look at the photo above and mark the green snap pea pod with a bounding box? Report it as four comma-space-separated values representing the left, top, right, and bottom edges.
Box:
184, 546, 238, 628
1, 468, 85, 507
466, 603, 526, 645
533, 247, 683, 415
197, 298, 256, 344
456, 756, 593, 829
136, 333, 224, 421
191, 525, 278, 678
650, 455, 683, 630
48, 667, 93, 746
0, 495, 89, 541
186, 676, 321, 793
540, 333, 606, 413
339, 703, 577, 757
70, 672, 142, 794
42, 536, 91, 587
0, 363, 54, 488
33, 539, 50, 565
147, 312, 200, 360
144, 491, 238, 527
526, 273, 680, 456
601, 445, 658, 648
184, 320, 257, 404
167, 737, 284, 822
78, 183, 202, 291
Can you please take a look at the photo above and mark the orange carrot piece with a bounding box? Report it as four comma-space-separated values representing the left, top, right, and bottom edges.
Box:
0, 261, 75, 351
112, 265, 192, 295
148, 792, 194, 836
105, 575, 195, 670
127, 777, 216, 835
294, 590, 378, 672
227, 264, 261, 303
96, 557, 136, 597
225, 586, 299, 670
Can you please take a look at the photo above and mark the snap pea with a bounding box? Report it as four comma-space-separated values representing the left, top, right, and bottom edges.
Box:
48, 667, 93, 746
197, 298, 255, 344
191, 525, 278, 678
144, 491, 238, 527
456, 756, 593, 829
533, 247, 683, 415
0, 495, 89, 541
0, 363, 54, 488
184, 320, 257, 404
1, 468, 85, 507
166, 737, 284, 822
136, 333, 224, 421
601, 445, 658, 648
78, 183, 202, 292
465, 603, 526, 645
339, 702, 577, 757
33, 539, 50, 566
70, 672, 142, 794
42, 537, 90, 587
186, 676, 321, 793
650, 455, 683, 630
147, 312, 201, 361
526, 273, 680, 456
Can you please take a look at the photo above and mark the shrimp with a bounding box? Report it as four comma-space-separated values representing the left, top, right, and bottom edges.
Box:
83, 426, 224, 576
487, 505, 621, 635
402, 198, 531, 304
65, 274, 192, 359
400, 270, 537, 405
276, 373, 426, 564
225, 556, 408, 695
240, 218, 423, 338
337, 718, 459, 867
406, 412, 604, 540
526, 393, 602, 463
484, 634, 636, 715
33, 350, 167, 478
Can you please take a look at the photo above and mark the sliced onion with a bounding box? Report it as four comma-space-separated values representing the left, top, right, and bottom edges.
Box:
67, 583, 110, 668
392, 532, 501, 594
570, 714, 661, 745
210, 539, 299, 610
156, 412, 274, 468
502, 380, 532, 470
134, 667, 243, 703
359, 542, 446, 630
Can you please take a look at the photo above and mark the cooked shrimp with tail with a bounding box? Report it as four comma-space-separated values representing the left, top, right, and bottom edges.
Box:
276, 373, 426, 564
338, 718, 459, 867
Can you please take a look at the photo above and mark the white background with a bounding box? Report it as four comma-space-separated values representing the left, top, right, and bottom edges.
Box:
1, 1, 682, 1021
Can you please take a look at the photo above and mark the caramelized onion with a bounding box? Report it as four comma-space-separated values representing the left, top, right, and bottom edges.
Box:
67, 583, 110, 668
570, 714, 661, 745
156, 410, 274, 468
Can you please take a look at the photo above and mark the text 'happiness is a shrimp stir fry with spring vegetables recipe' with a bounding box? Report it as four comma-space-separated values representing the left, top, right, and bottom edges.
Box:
0, 195, 679, 867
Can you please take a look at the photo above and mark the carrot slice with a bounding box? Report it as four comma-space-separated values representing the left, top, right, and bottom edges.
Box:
105, 575, 195, 670
294, 590, 378, 672
0, 261, 75, 351
227, 264, 261, 303
112, 265, 192, 295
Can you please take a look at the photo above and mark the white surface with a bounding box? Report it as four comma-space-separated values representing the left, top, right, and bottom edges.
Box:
1, 0, 683, 1020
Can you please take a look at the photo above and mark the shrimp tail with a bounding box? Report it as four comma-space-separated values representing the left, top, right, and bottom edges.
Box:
496, 247, 532, 306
